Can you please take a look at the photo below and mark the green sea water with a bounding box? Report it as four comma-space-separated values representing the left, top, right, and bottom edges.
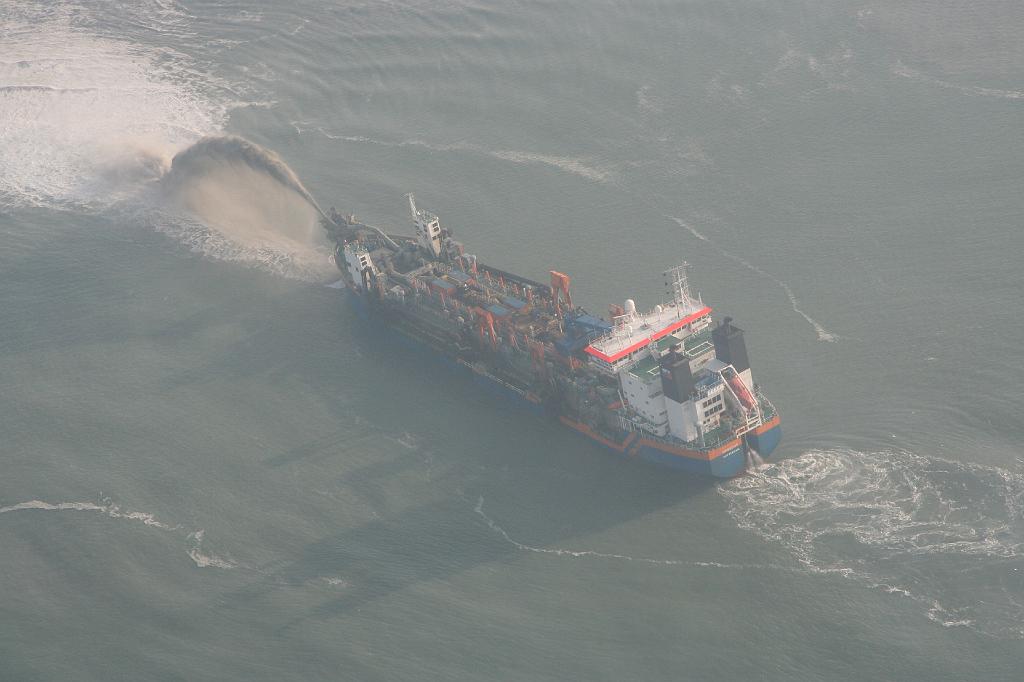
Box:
2, 1, 1023, 679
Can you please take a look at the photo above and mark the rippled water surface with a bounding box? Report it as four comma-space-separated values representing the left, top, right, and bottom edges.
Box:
2, 1, 1023, 679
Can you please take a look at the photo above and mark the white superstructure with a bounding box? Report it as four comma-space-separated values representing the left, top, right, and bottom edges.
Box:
342, 242, 378, 290
408, 193, 444, 257
585, 263, 710, 375
585, 264, 760, 446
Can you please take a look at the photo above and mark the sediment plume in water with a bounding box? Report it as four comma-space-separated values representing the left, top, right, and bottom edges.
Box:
159, 135, 334, 277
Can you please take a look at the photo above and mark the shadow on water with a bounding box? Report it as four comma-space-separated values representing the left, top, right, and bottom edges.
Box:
216, 462, 710, 632
186, 286, 714, 627
10, 224, 712, 625
261, 429, 360, 469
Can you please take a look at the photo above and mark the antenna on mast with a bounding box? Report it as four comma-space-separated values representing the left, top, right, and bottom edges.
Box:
406, 192, 444, 257
663, 262, 693, 305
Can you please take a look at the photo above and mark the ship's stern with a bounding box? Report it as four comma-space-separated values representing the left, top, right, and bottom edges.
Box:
744, 415, 781, 458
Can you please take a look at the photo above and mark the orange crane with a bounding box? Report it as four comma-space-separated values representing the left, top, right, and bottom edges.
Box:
528, 339, 546, 377
473, 307, 498, 350
549, 270, 572, 316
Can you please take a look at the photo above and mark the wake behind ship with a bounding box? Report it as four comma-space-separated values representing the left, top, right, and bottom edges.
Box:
323, 196, 781, 477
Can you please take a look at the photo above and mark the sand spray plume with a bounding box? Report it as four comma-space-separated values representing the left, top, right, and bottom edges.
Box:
0, 15, 333, 280
159, 135, 336, 279
164, 136, 329, 220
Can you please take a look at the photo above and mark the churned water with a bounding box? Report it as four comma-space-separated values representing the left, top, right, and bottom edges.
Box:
2, 1, 1022, 679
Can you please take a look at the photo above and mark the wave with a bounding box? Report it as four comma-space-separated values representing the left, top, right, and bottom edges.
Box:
0, 84, 99, 94
474, 496, 789, 571
668, 216, 838, 341
719, 448, 1024, 638
187, 529, 236, 569
760, 46, 856, 93
296, 123, 615, 184
0, 498, 178, 530
488, 149, 612, 183
635, 84, 663, 116
0, 497, 236, 570
891, 62, 1024, 101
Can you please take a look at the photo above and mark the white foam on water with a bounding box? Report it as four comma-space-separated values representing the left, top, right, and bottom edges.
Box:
635, 84, 662, 116
151, 211, 335, 283
385, 432, 421, 451
488, 149, 612, 184
759, 45, 856, 94
0, 499, 178, 531
1, 7, 331, 282
298, 124, 615, 184
927, 601, 975, 629
719, 448, 1024, 638
474, 497, 789, 572
674, 219, 709, 242
891, 62, 1024, 101
705, 73, 752, 105
668, 216, 838, 342
187, 530, 236, 569
0, 497, 240, 570
0, 12, 224, 210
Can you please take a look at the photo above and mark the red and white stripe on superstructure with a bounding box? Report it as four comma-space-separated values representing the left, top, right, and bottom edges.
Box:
584, 302, 712, 365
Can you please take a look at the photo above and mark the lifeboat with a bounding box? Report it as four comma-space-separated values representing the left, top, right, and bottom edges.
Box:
727, 376, 756, 411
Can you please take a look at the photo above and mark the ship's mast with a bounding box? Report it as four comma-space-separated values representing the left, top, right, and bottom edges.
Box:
407, 193, 444, 257
663, 262, 693, 305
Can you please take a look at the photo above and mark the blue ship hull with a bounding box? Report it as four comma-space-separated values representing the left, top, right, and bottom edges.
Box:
347, 289, 779, 478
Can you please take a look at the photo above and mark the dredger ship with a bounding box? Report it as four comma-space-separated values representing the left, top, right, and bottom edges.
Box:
323, 196, 781, 477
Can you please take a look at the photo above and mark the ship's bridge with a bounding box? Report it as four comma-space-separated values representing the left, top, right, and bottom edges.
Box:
584, 300, 712, 374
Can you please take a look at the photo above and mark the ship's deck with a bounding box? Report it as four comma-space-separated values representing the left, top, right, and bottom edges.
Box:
627, 328, 714, 379
585, 300, 710, 363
